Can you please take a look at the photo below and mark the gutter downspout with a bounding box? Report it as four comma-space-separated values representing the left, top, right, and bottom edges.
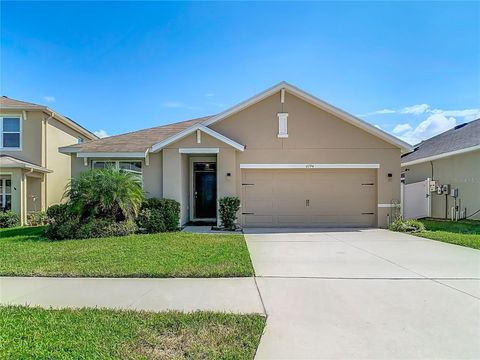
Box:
42, 112, 54, 211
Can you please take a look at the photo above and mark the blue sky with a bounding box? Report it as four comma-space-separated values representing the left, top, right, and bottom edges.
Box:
1, 1, 479, 144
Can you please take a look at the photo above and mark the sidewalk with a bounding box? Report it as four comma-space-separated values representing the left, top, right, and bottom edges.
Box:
0, 277, 265, 314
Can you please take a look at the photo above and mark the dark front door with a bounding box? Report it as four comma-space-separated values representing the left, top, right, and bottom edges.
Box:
194, 165, 216, 219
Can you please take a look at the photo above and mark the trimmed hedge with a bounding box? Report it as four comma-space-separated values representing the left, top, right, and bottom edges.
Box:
218, 197, 241, 230
138, 198, 180, 232
44, 217, 137, 240
0, 211, 20, 228
44, 197, 179, 240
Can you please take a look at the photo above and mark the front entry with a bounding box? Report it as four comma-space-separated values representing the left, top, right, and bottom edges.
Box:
193, 162, 217, 219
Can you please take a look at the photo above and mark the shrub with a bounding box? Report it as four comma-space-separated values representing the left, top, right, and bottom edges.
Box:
64, 168, 144, 221
0, 211, 20, 228
389, 218, 426, 233
44, 218, 79, 240
45, 218, 137, 240
140, 198, 180, 232
27, 211, 48, 226
76, 219, 137, 239
46, 204, 71, 223
218, 196, 241, 230
136, 208, 166, 234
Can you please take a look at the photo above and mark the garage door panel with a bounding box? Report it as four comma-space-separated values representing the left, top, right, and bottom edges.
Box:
243, 215, 275, 226
242, 169, 377, 227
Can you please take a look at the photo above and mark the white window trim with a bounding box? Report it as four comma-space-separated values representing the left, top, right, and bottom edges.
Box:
240, 163, 380, 169
78, 152, 146, 158
179, 148, 219, 154
0, 114, 22, 151
91, 160, 143, 176
0, 177, 12, 210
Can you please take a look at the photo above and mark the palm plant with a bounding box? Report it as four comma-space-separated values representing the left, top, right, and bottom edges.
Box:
64, 168, 144, 221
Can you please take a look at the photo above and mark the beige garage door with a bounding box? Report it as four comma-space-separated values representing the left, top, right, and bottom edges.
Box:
242, 169, 377, 227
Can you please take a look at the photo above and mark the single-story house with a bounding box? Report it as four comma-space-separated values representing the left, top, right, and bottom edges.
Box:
402, 118, 480, 220
0, 96, 97, 224
60, 82, 412, 228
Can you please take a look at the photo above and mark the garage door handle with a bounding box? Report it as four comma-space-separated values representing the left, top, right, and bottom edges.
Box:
242, 212, 254, 215
362, 212, 374, 215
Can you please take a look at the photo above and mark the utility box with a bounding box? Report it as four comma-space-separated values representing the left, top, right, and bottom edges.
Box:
450, 188, 459, 198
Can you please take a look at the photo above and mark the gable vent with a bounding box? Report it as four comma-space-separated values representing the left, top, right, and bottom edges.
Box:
277, 112, 288, 138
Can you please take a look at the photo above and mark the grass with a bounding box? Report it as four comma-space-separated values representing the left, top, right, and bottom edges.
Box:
416, 218, 480, 249
0, 227, 255, 277
0, 305, 265, 359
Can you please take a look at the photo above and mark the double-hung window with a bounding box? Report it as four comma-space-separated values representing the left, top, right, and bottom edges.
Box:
92, 160, 143, 179
0, 116, 22, 149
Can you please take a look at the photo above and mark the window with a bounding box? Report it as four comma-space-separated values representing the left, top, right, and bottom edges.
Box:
92, 161, 116, 169
0, 116, 21, 149
0, 178, 12, 210
119, 161, 142, 176
77, 137, 84, 144
92, 160, 142, 178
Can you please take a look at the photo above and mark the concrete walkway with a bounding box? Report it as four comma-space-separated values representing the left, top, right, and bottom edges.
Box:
245, 228, 480, 359
0, 277, 264, 314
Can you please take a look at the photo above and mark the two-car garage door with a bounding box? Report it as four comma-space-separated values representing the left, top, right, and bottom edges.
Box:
242, 169, 377, 227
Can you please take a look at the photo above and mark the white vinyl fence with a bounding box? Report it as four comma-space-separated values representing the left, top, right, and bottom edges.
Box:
403, 179, 431, 220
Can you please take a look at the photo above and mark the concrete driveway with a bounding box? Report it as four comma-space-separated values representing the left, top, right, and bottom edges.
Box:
245, 228, 480, 359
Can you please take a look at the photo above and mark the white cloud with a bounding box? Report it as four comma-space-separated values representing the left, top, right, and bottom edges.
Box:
397, 114, 456, 145
205, 93, 215, 97
43, 96, 56, 103
94, 129, 110, 138
400, 104, 430, 115
431, 108, 480, 122
392, 123, 413, 134
374, 124, 382, 129
357, 109, 395, 117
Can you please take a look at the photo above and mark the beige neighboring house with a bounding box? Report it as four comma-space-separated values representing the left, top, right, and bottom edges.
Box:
0, 96, 97, 224
61, 82, 412, 228
402, 119, 480, 220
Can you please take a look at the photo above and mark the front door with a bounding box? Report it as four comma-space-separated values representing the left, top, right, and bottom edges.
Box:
194, 162, 217, 219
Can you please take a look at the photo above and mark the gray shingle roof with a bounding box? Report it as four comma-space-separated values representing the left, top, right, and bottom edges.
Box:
61, 116, 212, 153
401, 118, 480, 164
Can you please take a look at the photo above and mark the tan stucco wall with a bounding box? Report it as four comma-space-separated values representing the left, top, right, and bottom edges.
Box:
161, 132, 238, 225
210, 91, 401, 227
143, 152, 162, 198
45, 117, 84, 206
1, 109, 92, 218
403, 150, 480, 220
0, 110, 43, 165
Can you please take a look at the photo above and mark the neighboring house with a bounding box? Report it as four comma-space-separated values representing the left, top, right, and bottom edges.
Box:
0, 96, 97, 224
61, 82, 412, 228
401, 119, 480, 220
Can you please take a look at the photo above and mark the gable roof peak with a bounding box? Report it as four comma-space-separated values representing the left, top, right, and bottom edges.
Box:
202, 81, 412, 153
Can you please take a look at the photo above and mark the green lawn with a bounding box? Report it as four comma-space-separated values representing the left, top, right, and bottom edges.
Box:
0, 227, 254, 277
416, 219, 480, 249
0, 306, 265, 360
